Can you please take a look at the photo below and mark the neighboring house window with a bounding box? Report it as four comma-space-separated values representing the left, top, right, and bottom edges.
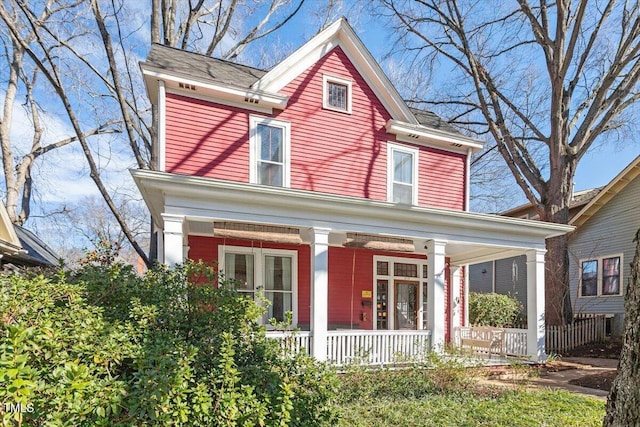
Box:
249, 116, 291, 187
579, 255, 622, 297
387, 143, 419, 204
322, 75, 352, 113
220, 245, 297, 325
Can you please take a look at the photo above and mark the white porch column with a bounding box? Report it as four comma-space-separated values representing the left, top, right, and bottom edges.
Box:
310, 227, 330, 361
526, 249, 547, 362
450, 265, 462, 330
162, 214, 188, 266
427, 239, 447, 352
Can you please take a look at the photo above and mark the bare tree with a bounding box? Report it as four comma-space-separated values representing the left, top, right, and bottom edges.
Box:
380, 0, 640, 325
0, 0, 316, 267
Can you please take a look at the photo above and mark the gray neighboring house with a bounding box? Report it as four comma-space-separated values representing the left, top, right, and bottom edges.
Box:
470, 155, 640, 336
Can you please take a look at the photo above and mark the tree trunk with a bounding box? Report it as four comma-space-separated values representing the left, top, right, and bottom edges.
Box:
545, 235, 573, 325
603, 229, 640, 426
540, 156, 575, 326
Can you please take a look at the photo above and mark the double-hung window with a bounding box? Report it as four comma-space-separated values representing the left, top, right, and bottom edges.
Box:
249, 116, 290, 187
387, 143, 419, 204
580, 255, 622, 297
322, 75, 352, 114
221, 245, 297, 326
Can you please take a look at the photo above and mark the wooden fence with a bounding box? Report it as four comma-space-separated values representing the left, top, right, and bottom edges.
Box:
546, 315, 607, 354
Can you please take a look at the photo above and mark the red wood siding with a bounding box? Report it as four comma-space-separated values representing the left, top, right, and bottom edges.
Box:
419, 148, 466, 210
165, 93, 250, 181
274, 47, 390, 201
163, 47, 466, 210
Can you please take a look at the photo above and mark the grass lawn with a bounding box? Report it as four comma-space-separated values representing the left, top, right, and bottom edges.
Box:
333, 366, 605, 427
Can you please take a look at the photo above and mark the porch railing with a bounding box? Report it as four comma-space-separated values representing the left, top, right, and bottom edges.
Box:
267, 331, 312, 356
327, 330, 432, 366
454, 326, 528, 357
267, 330, 432, 366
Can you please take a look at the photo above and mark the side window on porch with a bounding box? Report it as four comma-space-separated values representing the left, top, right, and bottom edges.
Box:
222, 246, 297, 326
225, 253, 255, 297
263, 255, 293, 323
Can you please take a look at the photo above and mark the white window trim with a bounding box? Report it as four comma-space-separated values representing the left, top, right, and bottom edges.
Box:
578, 253, 624, 298
387, 142, 419, 205
373, 255, 428, 331
322, 74, 352, 114
218, 245, 298, 327
249, 115, 291, 187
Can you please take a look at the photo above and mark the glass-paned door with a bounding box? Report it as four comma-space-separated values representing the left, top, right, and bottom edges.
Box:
395, 280, 418, 330
263, 255, 293, 323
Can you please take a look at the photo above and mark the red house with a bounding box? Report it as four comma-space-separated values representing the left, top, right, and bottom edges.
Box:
133, 18, 571, 363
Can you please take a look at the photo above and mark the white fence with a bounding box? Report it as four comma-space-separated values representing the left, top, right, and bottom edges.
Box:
546, 315, 607, 354
454, 327, 528, 357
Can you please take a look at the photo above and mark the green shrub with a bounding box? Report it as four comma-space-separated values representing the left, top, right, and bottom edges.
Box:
468, 292, 524, 327
0, 261, 338, 426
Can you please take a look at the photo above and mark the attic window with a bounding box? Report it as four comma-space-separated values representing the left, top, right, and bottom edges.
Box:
323, 75, 352, 114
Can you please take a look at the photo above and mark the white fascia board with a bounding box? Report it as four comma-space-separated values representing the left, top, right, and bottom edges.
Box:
141, 65, 288, 111
252, 18, 417, 124
131, 170, 573, 246
387, 119, 484, 153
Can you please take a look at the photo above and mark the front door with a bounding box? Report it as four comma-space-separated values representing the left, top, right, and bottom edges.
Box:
395, 280, 418, 330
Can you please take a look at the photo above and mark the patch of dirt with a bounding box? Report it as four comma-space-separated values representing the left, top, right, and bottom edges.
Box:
560, 338, 622, 359
559, 339, 621, 391
569, 370, 617, 391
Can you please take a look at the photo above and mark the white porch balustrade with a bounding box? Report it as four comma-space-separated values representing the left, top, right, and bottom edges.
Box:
267, 330, 432, 366
453, 326, 528, 357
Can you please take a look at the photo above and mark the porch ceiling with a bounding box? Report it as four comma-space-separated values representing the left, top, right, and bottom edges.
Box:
132, 170, 573, 263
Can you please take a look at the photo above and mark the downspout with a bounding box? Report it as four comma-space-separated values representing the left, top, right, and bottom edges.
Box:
465, 147, 472, 211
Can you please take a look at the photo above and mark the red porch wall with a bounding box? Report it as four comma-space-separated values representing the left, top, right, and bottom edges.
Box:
188, 237, 445, 332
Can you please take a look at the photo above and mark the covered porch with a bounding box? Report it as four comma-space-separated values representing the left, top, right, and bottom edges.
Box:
132, 170, 573, 363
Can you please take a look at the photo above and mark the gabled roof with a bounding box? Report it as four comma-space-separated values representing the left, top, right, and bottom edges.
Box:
140, 18, 482, 152
570, 155, 640, 228
11, 225, 60, 267
143, 44, 267, 91
502, 187, 603, 221
252, 18, 416, 124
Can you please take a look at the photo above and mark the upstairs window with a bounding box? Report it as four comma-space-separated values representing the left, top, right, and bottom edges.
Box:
323, 75, 352, 113
250, 116, 290, 187
387, 143, 419, 205
580, 255, 622, 297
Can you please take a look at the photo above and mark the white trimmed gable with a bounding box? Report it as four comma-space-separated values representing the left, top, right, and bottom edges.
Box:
251, 18, 417, 125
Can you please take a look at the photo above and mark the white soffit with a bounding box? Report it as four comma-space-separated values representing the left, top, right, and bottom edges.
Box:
132, 170, 573, 246
386, 119, 483, 153
140, 65, 288, 112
